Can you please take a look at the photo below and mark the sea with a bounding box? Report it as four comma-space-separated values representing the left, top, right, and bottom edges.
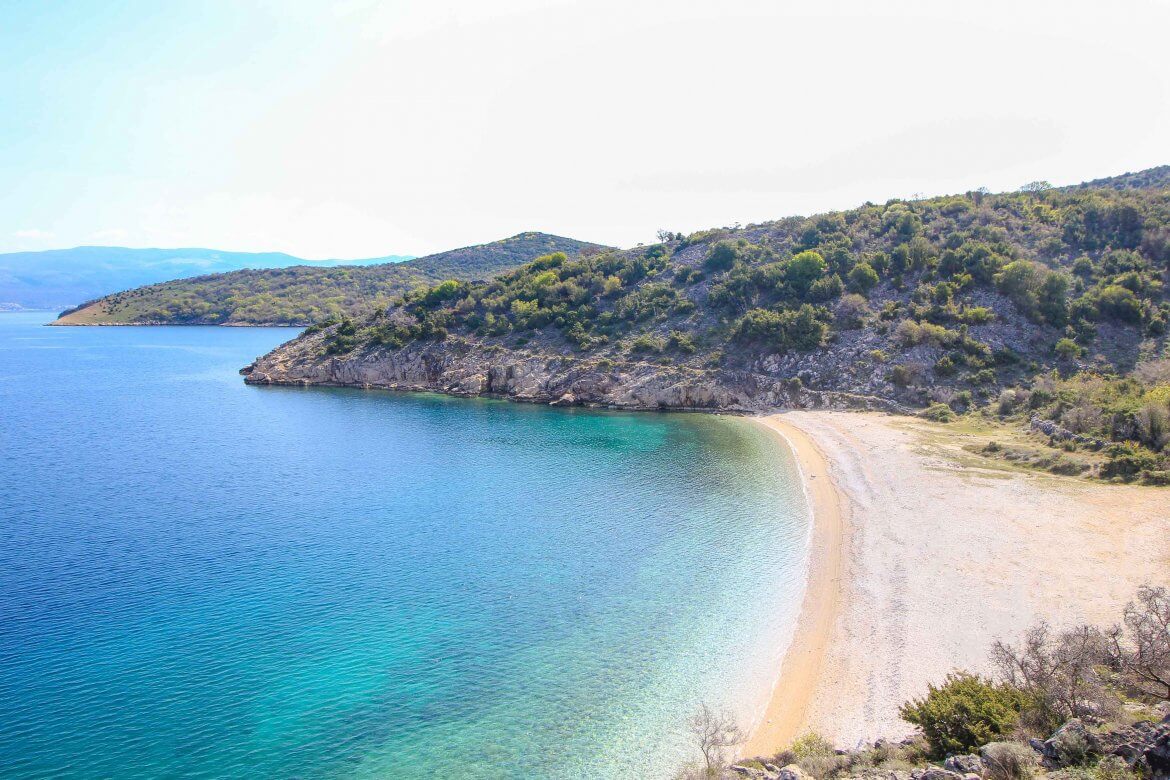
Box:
0, 312, 810, 779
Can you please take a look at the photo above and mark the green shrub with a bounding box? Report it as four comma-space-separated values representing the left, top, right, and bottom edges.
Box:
786, 250, 828, 295
1100, 442, 1159, 480
934, 355, 958, 377
922, 403, 957, 423
790, 732, 834, 759
1055, 338, 1082, 360
899, 672, 1030, 757
959, 306, 996, 325
734, 305, 827, 352
895, 319, 957, 347
667, 330, 697, 354
629, 334, 664, 354
808, 273, 844, 302
704, 241, 739, 271
1097, 285, 1143, 323
848, 262, 879, 294
789, 732, 848, 780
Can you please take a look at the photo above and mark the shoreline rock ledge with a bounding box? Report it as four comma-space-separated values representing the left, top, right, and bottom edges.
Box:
240, 330, 908, 414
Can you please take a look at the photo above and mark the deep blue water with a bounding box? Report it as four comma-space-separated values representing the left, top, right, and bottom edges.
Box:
0, 312, 809, 779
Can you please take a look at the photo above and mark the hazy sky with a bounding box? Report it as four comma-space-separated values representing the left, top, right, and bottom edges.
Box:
2, 0, 1168, 258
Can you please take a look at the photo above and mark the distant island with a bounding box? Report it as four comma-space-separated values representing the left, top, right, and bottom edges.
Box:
51, 233, 608, 326
244, 166, 1170, 485
0, 245, 413, 312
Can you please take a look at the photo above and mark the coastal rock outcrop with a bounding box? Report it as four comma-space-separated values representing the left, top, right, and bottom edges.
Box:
241, 330, 910, 414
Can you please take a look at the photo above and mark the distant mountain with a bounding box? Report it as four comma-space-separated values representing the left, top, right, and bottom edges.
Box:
54, 233, 610, 326
0, 246, 412, 311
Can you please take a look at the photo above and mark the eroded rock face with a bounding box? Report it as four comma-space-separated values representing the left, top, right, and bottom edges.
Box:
242, 331, 908, 414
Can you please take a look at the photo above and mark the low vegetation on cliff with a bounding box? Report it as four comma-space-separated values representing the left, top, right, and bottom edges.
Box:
258, 167, 1170, 482
54, 233, 608, 326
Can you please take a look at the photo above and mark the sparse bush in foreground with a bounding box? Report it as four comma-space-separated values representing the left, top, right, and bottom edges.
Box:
981, 740, 1038, 780
682, 702, 743, 778
991, 622, 1113, 734
1104, 585, 1170, 700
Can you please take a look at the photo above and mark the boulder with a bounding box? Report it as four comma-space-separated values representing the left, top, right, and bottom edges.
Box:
1040, 719, 1101, 767
777, 764, 809, 780
910, 769, 963, 780
943, 754, 983, 775
1148, 728, 1170, 779
1100, 720, 1158, 764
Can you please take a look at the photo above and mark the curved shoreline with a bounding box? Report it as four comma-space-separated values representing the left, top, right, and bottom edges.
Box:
739, 410, 1170, 752
742, 413, 847, 757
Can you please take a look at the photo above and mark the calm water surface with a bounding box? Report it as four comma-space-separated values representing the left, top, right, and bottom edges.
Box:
0, 312, 809, 779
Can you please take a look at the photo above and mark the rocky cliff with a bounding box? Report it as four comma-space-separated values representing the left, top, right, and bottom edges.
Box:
242, 328, 907, 413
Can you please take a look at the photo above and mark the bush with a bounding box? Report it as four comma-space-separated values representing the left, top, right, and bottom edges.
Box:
934, 355, 958, 377
809, 273, 845, 302
1097, 285, 1143, 323
667, 330, 697, 354
923, 403, 957, 422
895, 319, 956, 348
629, 334, 665, 354
788, 732, 847, 779
704, 241, 739, 271
899, 672, 1030, 757
980, 741, 1037, 780
786, 250, 828, 295
1055, 338, 1082, 360
1100, 443, 1159, 480
888, 363, 923, 387
835, 294, 872, 330
848, 262, 879, 294
734, 305, 827, 353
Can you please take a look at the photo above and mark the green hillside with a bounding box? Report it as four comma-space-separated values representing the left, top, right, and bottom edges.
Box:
54, 233, 608, 326
257, 167, 1170, 482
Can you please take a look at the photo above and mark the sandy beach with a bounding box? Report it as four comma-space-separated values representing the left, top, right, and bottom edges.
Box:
744, 410, 1170, 756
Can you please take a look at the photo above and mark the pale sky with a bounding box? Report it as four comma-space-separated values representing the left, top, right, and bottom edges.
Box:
2, 0, 1168, 258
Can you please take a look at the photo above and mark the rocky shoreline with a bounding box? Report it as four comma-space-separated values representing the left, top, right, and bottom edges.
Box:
240, 330, 911, 414
728, 713, 1170, 780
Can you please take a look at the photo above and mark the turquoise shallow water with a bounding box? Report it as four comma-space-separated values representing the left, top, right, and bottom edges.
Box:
0, 312, 809, 779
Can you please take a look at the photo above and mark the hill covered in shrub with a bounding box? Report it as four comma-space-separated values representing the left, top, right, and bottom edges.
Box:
54, 232, 608, 326
245, 167, 1170, 482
